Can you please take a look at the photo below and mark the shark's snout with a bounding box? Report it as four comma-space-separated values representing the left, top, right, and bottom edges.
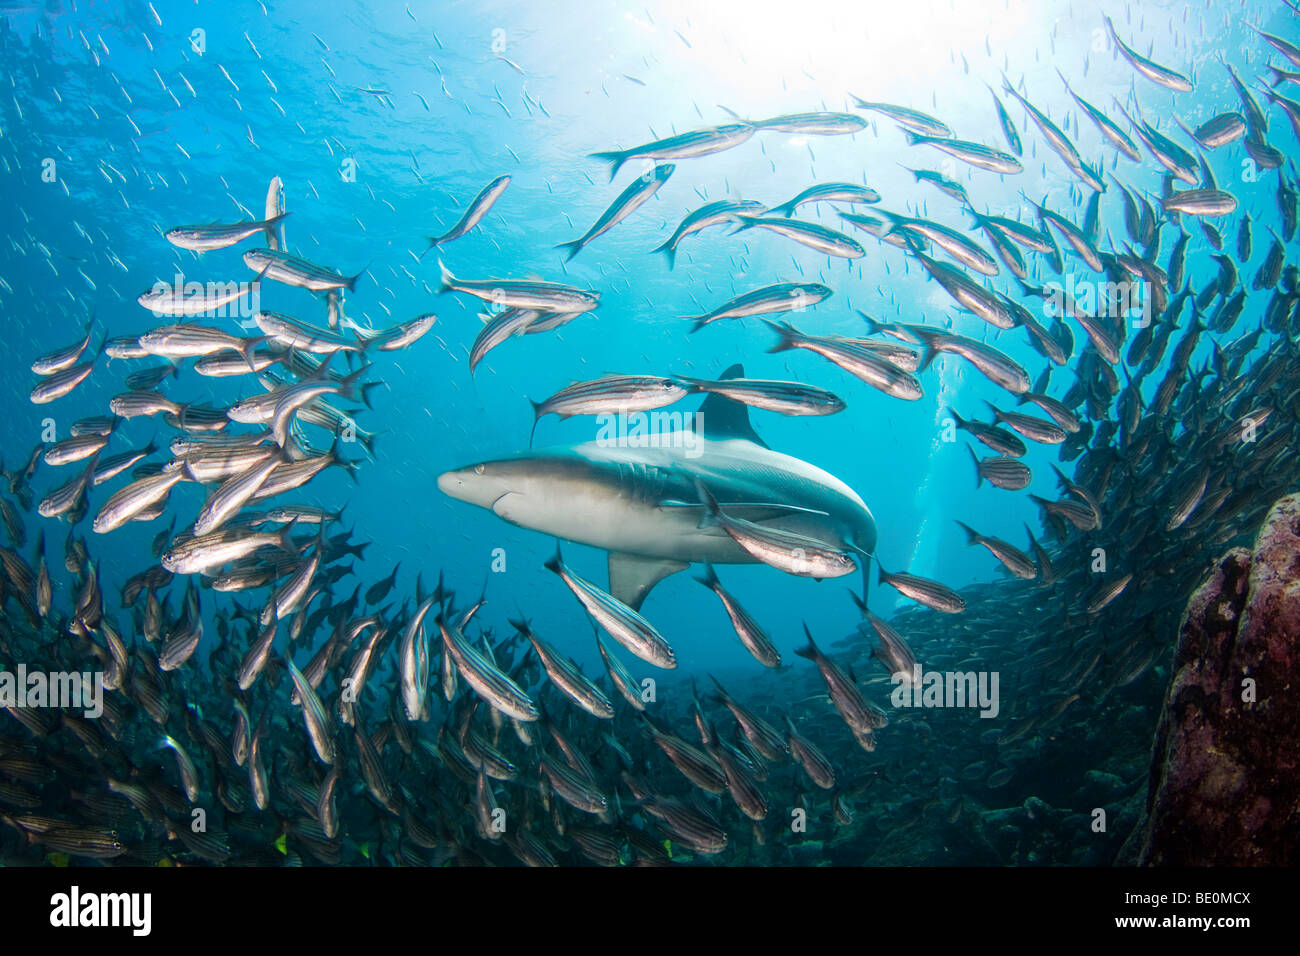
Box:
437, 462, 515, 510
436, 468, 465, 499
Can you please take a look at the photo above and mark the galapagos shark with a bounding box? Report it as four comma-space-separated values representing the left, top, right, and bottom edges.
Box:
437, 365, 877, 610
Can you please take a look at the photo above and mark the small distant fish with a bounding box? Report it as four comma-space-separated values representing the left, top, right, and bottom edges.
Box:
556, 163, 674, 261
165, 214, 288, 253
902, 131, 1023, 175
768, 182, 881, 218
850, 98, 950, 136
687, 282, 831, 332
986, 402, 1067, 445
31, 322, 94, 376
1104, 16, 1194, 92
671, 377, 844, 416
695, 563, 781, 668
912, 328, 1030, 394
30, 362, 95, 405
439, 617, 539, 721
730, 215, 865, 259
1161, 188, 1238, 217
967, 448, 1031, 491
1193, 112, 1248, 149
545, 547, 676, 669
767, 322, 924, 401
955, 520, 1037, 580
437, 261, 599, 313
877, 567, 966, 614
422, 175, 511, 252
589, 124, 754, 181
748, 112, 866, 135
529, 375, 688, 437
695, 479, 856, 580
795, 624, 887, 745
243, 248, 364, 292
1085, 572, 1134, 614
514, 619, 614, 719
653, 199, 766, 268
786, 716, 836, 789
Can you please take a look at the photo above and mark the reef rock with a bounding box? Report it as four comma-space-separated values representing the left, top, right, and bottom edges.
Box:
1135, 493, 1300, 865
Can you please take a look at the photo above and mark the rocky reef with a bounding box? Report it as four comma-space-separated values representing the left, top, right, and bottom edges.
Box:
1127, 493, 1300, 865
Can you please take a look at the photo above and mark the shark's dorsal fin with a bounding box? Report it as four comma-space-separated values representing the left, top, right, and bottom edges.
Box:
608, 553, 689, 611
694, 363, 769, 449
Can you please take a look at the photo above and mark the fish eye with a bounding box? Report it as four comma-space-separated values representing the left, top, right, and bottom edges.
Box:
473, 464, 485, 476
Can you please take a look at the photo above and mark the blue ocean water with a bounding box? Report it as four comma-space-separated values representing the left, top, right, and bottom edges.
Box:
0, 1, 1292, 686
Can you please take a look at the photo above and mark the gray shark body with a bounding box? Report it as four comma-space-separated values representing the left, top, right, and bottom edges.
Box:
437, 367, 877, 609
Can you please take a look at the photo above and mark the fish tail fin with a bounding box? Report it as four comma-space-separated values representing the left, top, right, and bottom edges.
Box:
694, 560, 720, 589
358, 380, 382, 411
693, 478, 720, 528
955, 520, 979, 545
328, 434, 361, 484
554, 239, 583, 263
347, 261, 371, 293
948, 406, 967, 430
419, 237, 443, 260
527, 399, 543, 447
435, 259, 455, 293
968, 444, 982, 488
339, 363, 372, 404
983, 399, 1001, 421
589, 150, 627, 182
765, 319, 798, 353
794, 622, 819, 659
914, 329, 942, 372
277, 517, 302, 555
263, 212, 290, 246
900, 128, 922, 147
651, 239, 677, 270
238, 335, 266, 371
357, 428, 380, 460
542, 544, 563, 575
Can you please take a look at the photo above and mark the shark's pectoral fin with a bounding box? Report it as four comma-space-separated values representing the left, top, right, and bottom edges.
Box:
608, 552, 689, 611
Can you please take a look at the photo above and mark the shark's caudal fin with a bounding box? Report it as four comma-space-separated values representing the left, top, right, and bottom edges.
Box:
692, 363, 769, 449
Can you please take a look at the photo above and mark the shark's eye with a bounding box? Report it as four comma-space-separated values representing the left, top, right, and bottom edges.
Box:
473, 464, 485, 475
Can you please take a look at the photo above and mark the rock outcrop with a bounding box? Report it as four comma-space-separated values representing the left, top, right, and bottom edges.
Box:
1134, 493, 1300, 865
